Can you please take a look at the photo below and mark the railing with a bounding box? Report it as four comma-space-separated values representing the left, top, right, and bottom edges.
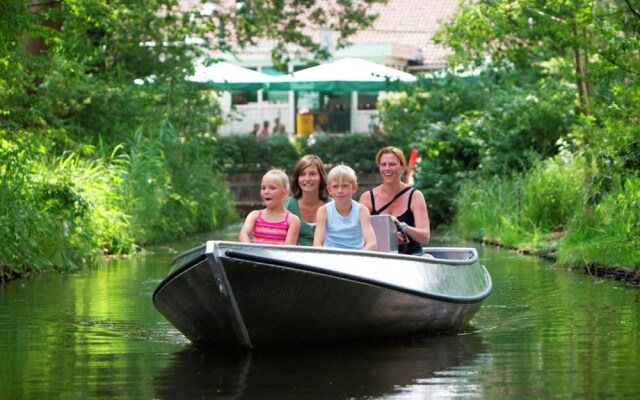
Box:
218, 103, 379, 135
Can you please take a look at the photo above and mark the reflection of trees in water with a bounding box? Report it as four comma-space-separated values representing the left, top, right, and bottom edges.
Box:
154, 333, 489, 399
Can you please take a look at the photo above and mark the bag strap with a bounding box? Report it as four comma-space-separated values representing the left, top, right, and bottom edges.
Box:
375, 186, 412, 214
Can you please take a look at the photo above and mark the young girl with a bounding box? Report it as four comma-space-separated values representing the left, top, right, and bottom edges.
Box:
313, 165, 377, 251
238, 169, 300, 245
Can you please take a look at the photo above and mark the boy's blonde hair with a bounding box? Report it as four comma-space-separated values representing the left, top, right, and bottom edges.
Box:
327, 164, 357, 185
263, 168, 290, 191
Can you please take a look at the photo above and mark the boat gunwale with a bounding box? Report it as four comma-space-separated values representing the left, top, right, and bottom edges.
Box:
152, 241, 492, 305
222, 248, 492, 304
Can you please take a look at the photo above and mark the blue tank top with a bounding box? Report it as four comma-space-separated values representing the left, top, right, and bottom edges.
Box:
323, 200, 364, 249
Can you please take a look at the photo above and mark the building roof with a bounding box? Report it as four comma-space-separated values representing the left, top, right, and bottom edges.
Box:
178, 0, 461, 70
346, 0, 459, 69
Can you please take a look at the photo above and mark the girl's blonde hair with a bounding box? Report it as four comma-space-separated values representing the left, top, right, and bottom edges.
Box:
263, 168, 290, 191
327, 164, 357, 185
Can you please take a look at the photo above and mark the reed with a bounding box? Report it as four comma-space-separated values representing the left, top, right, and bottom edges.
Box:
558, 177, 640, 268
454, 156, 640, 269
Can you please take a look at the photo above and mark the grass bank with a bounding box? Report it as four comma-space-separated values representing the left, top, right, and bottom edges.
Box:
453, 154, 640, 286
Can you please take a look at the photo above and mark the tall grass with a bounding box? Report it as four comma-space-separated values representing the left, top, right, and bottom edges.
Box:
454, 154, 640, 268
119, 121, 237, 244
1, 122, 238, 280
53, 151, 136, 255
558, 177, 640, 268
0, 145, 103, 279
454, 155, 586, 252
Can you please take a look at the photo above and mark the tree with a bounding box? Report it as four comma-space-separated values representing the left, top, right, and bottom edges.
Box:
197, 0, 388, 69
1, 0, 389, 144
434, 0, 640, 129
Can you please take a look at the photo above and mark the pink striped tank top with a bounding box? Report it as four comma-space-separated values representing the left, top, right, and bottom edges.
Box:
253, 210, 290, 245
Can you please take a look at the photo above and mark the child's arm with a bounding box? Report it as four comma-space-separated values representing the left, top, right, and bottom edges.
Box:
312, 205, 328, 247
238, 211, 259, 242
359, 206, 378, 251
284, 213, 301, 245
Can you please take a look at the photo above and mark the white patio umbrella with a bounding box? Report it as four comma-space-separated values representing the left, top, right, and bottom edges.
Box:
187, 59, 274, 91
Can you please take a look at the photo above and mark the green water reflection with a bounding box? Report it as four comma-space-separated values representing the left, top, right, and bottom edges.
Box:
0, 228, 638, 399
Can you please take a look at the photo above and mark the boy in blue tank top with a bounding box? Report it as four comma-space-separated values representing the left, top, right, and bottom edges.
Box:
313, 165, 377, 251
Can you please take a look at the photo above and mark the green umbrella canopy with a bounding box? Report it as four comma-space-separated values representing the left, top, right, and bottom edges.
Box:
187, 59, 273, 91
267, 58, 417, 92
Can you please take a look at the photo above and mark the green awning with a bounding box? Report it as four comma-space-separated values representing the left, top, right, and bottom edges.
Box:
266, 58, 417, 92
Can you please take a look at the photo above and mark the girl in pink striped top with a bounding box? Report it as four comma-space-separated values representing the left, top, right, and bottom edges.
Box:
238, 169, 300, 245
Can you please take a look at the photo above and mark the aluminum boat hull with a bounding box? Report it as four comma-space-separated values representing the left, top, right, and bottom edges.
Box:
152, 241, 492, 348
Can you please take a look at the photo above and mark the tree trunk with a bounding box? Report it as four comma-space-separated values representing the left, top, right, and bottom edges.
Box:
571, 25, 590, 118
25, 0, 62, 56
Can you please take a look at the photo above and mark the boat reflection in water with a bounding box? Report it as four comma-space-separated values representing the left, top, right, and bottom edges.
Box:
154, 334, 489, 399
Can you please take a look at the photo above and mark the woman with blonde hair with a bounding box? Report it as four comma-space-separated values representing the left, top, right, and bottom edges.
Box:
358, 146, 430, 255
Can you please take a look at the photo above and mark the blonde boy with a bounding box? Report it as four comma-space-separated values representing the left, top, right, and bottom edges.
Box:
313, 165, 377, 251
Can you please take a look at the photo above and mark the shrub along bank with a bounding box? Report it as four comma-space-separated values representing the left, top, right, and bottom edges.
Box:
0, 125, 238, 283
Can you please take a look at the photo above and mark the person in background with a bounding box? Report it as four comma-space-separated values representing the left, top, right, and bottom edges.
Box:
260, 120, 270, 137
285, 155, 330, 246
238, 168, 300, 245
314, 164, 377, 251
273, 124, 287, 135
272, 117, 281, 135
358, 146, 430, 255
251, 122, 260, 137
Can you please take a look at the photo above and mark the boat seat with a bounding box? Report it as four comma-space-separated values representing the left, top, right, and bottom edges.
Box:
370, 215, 398, 253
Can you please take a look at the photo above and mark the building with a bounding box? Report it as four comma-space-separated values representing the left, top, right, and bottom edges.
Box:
181, 0, 462, 135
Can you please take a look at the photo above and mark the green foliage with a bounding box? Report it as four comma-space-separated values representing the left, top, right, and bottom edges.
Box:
0, 143, 101, 280
379, 70, 576, 227
301, 133, 393, 172
215, 133, 393, 174
226, 0, 389, 68
559, 176, 640, 268
215, 134, 301, 173
521, 156, 586, 232
453, 155, 586, 251
122, 122, 237, 244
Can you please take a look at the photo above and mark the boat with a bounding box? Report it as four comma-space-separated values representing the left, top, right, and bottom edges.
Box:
152, 217, 492, 348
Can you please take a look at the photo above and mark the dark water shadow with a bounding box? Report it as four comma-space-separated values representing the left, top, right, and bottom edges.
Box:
154, 333, 488, 399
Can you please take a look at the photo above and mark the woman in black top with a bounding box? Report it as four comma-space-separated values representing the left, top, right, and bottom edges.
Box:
358, 146, 430, 255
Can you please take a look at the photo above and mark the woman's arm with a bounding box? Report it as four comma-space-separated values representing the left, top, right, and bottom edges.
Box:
359, 206, 378, 251
237, 211, 258, 242
407, 191, 431, 244
312, 206, 328, 247
285, 213, 301, 245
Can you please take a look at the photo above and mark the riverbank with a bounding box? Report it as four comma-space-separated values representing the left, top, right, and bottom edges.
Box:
479, 237, 640, 287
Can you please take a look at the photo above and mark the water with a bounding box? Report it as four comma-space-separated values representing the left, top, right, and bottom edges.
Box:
1, 227, 638, 399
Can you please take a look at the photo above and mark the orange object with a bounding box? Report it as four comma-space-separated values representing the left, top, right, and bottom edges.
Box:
405, 148, 418, 184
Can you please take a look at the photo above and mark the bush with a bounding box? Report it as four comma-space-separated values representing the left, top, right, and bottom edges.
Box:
0, 145, 102, 279
216, 133, 395, 173
121, 122, 238, 245
453, 155, 586, 251
558, 176, 640, 268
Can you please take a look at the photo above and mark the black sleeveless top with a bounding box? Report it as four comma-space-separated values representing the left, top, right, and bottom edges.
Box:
369, 187, 423, 255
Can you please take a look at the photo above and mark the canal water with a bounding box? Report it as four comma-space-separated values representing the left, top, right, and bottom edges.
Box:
1, 226, 638, 399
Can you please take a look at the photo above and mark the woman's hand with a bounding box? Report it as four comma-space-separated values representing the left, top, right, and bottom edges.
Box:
392, 217, 410, 244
